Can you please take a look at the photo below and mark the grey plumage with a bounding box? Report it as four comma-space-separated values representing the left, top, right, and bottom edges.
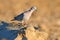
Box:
11, 13, 24, 21
11, 6, 37, 23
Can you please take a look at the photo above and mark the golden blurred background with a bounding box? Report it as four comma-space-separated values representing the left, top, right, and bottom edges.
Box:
0, 0, 60, 40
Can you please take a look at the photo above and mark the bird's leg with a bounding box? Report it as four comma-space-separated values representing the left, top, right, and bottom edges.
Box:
21, 21, 27, 26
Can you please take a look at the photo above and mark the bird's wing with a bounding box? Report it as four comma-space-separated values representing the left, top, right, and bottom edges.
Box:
14, 13, 24, 21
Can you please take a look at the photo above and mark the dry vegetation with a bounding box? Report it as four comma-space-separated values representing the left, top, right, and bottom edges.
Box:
0, 0, 60, 40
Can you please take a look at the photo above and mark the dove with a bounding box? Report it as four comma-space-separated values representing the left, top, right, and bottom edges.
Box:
11, 6, 37, 25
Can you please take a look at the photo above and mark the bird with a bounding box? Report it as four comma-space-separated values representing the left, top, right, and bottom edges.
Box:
11, 6, 37, 25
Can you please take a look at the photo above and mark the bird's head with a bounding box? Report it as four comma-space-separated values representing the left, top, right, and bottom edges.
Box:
31, 6, 37, 10
29, 6, 37, 11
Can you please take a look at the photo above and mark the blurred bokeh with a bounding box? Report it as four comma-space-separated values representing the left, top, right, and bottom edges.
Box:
0, 0, 60, 40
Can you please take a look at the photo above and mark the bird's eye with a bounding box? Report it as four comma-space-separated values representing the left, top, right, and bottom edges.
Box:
31, 7, 33, 10
28, 7, 34, 11
28, 9, 31, 11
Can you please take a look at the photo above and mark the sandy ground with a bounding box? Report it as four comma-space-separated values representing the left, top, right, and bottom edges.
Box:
0, 0, 60, 40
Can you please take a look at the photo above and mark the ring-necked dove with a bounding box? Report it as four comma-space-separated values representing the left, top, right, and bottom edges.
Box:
11, 6, 37, 25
